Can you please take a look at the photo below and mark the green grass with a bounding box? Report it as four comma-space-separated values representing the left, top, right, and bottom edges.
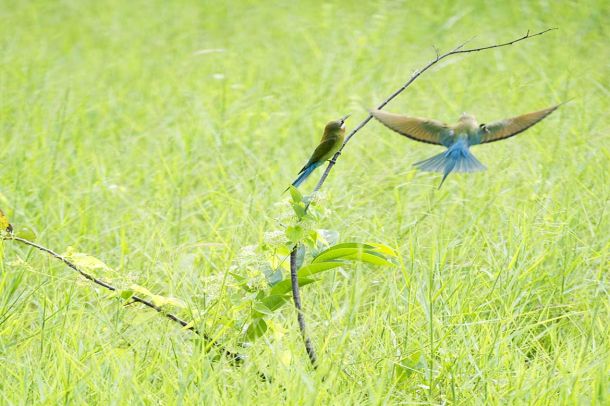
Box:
1, 0, 608, 403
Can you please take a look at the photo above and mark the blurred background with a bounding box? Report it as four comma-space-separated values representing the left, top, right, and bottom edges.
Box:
0, 0, 608, 403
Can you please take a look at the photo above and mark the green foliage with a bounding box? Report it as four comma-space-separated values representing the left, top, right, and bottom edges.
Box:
15, 227, 36, 241
0, 0, 607, 403
245, 317, 267, 341
227, 191, 396, 341
231, 236, 395, 341
62, 247, 114, 274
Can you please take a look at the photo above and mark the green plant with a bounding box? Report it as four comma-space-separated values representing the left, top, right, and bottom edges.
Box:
230, 188, 396, 343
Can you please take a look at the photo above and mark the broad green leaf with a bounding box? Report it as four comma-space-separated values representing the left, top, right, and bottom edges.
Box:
119, 288, 134, 300
313, 242, 394, 265
288, 186, 303, 204
289, 185, 307, 219
252, 301, 275, 316
324, 242, 377, 251
270, 277, 317, 296
291, 202, 306, 219
252, 294, 290, 317
260, 294, 290, 311
275, 245, 291, 257
130, 284, 153, 297
369, 243, 398, 257
152, 295, 186, 308
16, 227, 36, 241
245, 318, 268, 341
62, 247, 114, 273
298, 261, 343, 277
230, 272, 246, 283
286, 225, 305, 243
313, 247, 371, 263
151, 295, 166, 307
269, 253, 290, 272
341, 252, 394, 266
302, 230, 318, 250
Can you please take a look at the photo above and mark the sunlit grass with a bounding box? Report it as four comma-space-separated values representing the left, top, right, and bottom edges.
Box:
0, 0, 608, 403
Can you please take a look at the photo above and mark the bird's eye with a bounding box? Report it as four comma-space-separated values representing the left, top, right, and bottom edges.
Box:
479, 123, 485, 128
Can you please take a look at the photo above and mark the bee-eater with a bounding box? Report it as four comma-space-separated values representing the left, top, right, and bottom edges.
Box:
289, 115, 349, 188
371, 105, 560, 188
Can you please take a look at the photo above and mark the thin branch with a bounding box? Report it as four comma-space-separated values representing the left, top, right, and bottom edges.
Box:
290, 247, 317, 367
310, 28, 556, 195
7, 235, 270, 380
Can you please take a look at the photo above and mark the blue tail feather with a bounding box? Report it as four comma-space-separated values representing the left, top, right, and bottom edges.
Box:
414, 141, 486, 189
291, 161, 321, 188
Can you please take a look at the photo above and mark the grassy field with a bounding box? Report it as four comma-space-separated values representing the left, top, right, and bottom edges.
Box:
1, 0, 608, 404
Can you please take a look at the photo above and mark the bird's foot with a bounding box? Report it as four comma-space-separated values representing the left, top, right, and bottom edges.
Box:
328, 152, 341, 164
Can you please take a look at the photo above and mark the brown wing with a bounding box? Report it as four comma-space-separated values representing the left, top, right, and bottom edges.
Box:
480, 105, 560, 144
371, 109, 450, 145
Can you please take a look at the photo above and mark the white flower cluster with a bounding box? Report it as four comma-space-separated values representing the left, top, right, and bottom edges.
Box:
229, 245, 268, 291
263, 230, 286, 248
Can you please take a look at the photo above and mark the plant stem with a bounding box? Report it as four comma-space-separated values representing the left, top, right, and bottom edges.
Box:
290, 247, 317, 367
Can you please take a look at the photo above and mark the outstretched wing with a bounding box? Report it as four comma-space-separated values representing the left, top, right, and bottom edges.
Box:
371, 109, 451, 146
479, 105, 560, 144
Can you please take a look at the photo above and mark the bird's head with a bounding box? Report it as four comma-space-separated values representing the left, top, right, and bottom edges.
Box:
458, 112, 478, 129
459, 112, 476, 122
325, 114, 350, 133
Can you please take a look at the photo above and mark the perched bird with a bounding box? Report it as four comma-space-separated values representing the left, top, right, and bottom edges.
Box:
371, 105, 560, 188
289, 115, 349, 189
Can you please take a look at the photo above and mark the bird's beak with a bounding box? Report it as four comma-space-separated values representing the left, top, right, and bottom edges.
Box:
339, 114, 350, 129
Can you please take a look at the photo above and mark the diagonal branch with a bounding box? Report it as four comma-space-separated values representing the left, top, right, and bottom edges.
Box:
290, 28, 556, 366
7, 235, 270, 380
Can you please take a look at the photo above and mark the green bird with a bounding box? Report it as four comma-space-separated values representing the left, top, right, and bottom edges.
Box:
289, 115, 349, 188
371, 105, 560, 188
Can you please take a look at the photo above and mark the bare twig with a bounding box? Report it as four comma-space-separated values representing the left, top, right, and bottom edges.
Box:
7, 235, 270, 380
290, 28, 556, 366
290, 247, 318, 367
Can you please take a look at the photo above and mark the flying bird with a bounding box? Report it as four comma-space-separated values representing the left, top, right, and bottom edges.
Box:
371, 105, 560, 188
289, 115, 349, 189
